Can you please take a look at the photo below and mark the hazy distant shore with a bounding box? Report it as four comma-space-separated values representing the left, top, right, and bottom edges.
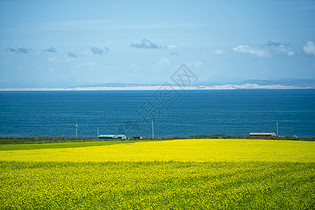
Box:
0, 84, 313, 91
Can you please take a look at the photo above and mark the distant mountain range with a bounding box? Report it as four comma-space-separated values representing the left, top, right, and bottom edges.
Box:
1, 79, 314, 91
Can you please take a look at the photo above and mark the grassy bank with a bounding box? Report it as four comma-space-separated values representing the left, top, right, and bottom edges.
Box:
0, 136, 98, 144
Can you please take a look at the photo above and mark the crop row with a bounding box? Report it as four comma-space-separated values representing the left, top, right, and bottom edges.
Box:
0, 161, 314, 209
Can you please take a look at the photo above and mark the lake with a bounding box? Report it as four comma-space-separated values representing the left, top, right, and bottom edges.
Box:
0, 90, 314, 137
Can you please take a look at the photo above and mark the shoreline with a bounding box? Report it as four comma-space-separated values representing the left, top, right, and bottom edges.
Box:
1, 135, 314, 145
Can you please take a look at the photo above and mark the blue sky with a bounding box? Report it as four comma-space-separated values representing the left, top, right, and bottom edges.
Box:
0, 0, 315, 88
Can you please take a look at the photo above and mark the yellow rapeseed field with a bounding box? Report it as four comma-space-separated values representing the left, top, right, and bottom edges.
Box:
0, 139, 314, 162
0, 139, 314, 209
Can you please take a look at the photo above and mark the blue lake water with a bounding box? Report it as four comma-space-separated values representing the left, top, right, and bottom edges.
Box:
0, 90, 314, 137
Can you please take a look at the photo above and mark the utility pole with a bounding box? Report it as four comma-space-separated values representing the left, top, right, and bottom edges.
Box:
276, 121, 279, 136
152, 118, 154, 140
75, 122, 78, 138
97, 127, 99, 139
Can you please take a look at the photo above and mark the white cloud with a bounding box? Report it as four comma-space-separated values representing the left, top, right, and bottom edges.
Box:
48, 57, 57, 62
278, 45, 294, 56
287, 51, 295, 56
5, 47, 33, 54
188, 61, 203, 68
267, 41, 294, 56
303, 41, 315, 56
167, 45, 177, 50
214, 49, 224, 55
157, 58, 170, 66
80, 50, 93, 56
43, 47, 57, 53
131, 39, 161, 49
233, 45, 270, 57
67, 52, 77, 58
91, 47, 104, 55
233, 41, 295, 57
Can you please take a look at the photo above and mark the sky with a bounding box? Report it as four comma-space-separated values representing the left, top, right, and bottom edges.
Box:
0, 0, 315, 88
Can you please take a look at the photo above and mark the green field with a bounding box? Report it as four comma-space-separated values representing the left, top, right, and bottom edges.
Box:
0, 139, 314, 209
